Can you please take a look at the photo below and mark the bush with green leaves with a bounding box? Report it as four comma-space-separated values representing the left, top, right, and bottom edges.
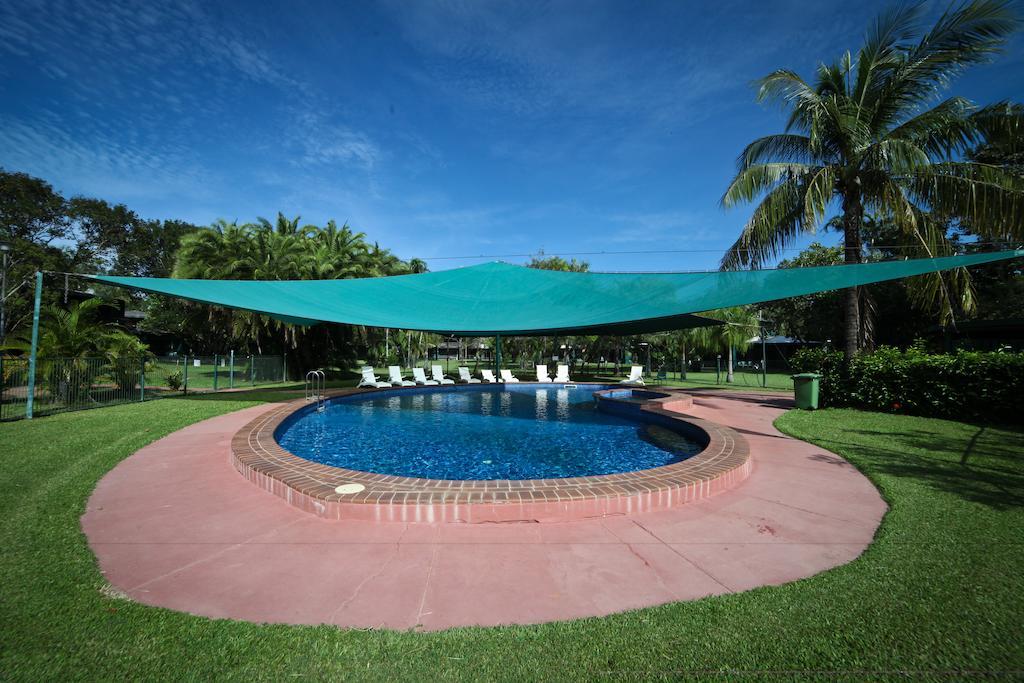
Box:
790, 345, 1024, 422
102, 331, 154, 392
166, 371, 183, 392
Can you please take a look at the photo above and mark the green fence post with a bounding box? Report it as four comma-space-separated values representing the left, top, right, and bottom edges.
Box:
213, 354, 219, 391
229, 350, 235, 389
250, 355, 255, 386
761, 326, 767, 389
26, 271, 43, 420
139, 356, 145, 402
715, 354, 721, 385
183, 355, 189, 395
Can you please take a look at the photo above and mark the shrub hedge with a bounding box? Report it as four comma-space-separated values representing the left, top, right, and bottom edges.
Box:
789, 344, 1024, 423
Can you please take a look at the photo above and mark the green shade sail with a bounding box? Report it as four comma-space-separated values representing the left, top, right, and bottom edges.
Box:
84, 250, 1023, 336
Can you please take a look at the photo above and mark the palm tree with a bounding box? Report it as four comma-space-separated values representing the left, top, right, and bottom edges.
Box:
721, 1, 1023, 358
103, 330, 153, 392
310, 220, 369, 279
690, 308, 757, 382
169, 214, 426, 367
2, 298, 109, 402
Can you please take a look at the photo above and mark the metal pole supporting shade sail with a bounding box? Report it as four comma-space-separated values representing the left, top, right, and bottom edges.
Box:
81, 251, 1024, 336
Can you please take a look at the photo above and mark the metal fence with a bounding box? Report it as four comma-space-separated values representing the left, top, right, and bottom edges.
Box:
152, 354, 286, 392
0, 353, 287, 421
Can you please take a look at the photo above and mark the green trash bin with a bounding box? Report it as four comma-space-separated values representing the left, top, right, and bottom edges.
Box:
791, 373, 821, 410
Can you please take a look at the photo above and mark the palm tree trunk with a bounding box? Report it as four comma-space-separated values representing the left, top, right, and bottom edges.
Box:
842, 191, 864, 359
726, 345, 734, 383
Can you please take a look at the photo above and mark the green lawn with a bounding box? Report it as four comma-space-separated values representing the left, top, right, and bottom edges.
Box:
1, 389, 1021, 680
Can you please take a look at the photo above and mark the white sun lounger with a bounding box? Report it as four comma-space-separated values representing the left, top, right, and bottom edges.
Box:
554, 364, 570, 383
480, 369, 498, 383
500, 369, 520, 383
619, 365, 645, 386
388, 366, 415, 387
431, 365, 456, 385
535, 364, 553, 382
358, 366, 392, 389
458, 367, 481, 383
412, 367, 439, 386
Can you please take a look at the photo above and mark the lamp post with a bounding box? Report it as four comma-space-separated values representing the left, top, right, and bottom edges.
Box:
0, 241, 10, 341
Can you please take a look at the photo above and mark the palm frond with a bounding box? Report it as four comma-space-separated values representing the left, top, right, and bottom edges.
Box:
720, 163, 814, 208
861, 137, 932, 175
885, 96, 979, 157
867, 0, 1019, 132
969, 100, 1024, 140
721, 175, 823, 270
815, 60, 849, 99
906, 161, 1024, 239
755, 70, 824, 133
737, 134, 817, 169
853, 3, 923, 105
968, 101, 1024, 165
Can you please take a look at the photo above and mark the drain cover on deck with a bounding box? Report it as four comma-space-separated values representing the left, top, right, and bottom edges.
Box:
334, 483, 366, 495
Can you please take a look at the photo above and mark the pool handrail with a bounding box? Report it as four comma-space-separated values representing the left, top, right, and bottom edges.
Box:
304, 369, 326, 411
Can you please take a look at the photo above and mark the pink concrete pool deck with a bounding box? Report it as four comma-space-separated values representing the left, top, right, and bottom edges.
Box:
81, 390, 887, 631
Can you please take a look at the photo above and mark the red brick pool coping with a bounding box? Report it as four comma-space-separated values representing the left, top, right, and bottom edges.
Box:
230, 384, 751, 523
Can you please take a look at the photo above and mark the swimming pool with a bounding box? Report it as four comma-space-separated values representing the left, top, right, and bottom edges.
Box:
275, 384, 703, 480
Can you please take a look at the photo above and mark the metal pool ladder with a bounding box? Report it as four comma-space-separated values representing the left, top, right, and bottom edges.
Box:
305, 370, 326, 411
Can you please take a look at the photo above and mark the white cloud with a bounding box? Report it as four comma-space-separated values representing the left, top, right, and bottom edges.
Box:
0, 111, 210, 204
289, 112, 382, 170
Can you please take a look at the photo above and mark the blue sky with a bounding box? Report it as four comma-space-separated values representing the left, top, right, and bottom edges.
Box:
1, 0, 1022, 272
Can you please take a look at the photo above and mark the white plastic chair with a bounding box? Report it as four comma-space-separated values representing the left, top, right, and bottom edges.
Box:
431, 365, 456, 385
535, 364, 553, 382
500, 369, 520, 383
619, 365, 645, 386
358, 366, 392, 388
554, 364, 570, 383
481, 369, 498, 383
388, 366, 415, 387
412, 367, 439, 386
458, 367, 481, 384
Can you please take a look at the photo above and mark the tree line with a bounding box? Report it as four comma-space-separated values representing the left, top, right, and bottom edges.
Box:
0, 170, 428, 371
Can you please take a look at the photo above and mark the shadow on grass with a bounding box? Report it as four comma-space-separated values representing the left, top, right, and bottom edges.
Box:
807, 426, 1024, 510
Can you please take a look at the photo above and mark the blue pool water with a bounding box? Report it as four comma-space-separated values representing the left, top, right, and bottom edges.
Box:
275, 384, 702, 480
